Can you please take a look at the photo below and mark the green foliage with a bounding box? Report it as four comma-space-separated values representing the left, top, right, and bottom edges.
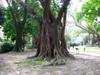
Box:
3, 8, 16, 38
50, 0, 59, 16
2, 38, 12, 44
76, 12, 83, 22
76, 0, 100, 35
24, 16, 39, 38
2, 0, 40, 43
0, 43, 14, 53
27, 0, 43, 15
25, 43, 33, 49
18, 58, 44, 66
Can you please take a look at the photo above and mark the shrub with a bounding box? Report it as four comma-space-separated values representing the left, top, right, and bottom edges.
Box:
0, 43, 14, 53
25, 43, 33, 49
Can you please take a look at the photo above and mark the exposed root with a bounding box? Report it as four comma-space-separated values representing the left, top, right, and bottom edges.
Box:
49, 53, 75, 66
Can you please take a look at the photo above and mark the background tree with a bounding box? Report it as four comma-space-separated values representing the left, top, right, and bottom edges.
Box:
5, 0, 28, 51
76, 0, 100, 46
1, 0, 41, 51
3, 7, 39, 47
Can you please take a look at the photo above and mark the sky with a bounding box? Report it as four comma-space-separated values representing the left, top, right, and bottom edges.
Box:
65, 0, 87, 39
0, 0, 8, 7
66, 0, 87, 28
71, 0, 87, 12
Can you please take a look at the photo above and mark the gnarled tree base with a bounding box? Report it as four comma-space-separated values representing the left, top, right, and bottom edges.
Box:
28, 0, 72, 65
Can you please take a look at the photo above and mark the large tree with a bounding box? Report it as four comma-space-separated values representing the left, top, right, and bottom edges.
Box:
17, 0, 72, 63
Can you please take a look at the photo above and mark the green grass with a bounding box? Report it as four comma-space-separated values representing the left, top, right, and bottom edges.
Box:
84, 47, 100, 52
73, 46, 100, 52
17, 58, 45, 66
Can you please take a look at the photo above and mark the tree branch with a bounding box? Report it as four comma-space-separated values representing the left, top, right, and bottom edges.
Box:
16, 0, 36, 16
22, 0, 27, 25
71, 15, 99, 35
57, 0, 70, 21
16, 0, 42, 22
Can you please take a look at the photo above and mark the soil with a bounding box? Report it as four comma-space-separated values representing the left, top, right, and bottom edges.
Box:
0, 51, 100, 75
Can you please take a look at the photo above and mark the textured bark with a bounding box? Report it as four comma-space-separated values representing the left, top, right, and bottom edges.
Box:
17, 0, 72, 62
14, 22, 24, 51
34, 0, 71, 60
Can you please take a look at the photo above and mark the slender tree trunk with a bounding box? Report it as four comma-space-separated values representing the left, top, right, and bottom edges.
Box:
14, 22, 24, 52
97, 35, 100, 47
0, 9, 4, 25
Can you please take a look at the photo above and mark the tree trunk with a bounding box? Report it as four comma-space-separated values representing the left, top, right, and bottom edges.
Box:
34, 0, 72, 63
0, 9, 4, 25
97, 35, 100, 47
14, 22, 24, 52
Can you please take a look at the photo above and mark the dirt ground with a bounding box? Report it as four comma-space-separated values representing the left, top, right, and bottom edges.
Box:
0, 51, 100, 75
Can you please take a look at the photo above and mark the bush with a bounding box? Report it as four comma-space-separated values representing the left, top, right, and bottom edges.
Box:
25, 43, 33, 49
0, 43, 14, 53
70, 43, 79, 47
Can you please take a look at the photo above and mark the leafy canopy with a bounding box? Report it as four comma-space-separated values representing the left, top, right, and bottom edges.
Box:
76, 0, 100, 35
2, 0, 41, 40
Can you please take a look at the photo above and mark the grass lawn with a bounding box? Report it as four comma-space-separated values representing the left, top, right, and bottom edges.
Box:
85, 47, 100, 52
70, 46, 100, 53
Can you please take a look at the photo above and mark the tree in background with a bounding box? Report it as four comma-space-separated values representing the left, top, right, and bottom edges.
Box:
2, 0, 40, 51
4, 0, 28, 51
76, 0, 100, 46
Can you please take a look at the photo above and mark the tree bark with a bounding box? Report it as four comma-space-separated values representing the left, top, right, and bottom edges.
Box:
17, 0, 73, 63
34, 0, 71, 61
14, 22, 24, 51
